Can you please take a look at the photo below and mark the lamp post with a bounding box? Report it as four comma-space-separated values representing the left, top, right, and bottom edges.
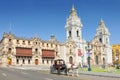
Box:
116, 50, 119, 69
86, 42, 93, 71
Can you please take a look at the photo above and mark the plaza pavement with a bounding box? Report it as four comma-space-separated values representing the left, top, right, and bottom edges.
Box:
9, 65, 120, 78
79, 71, 120, 78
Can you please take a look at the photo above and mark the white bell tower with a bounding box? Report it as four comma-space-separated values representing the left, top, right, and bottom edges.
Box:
95, 19, 112, 64
65, 5, 87, 65
95, 19, 110, 45
65, 5, 83, 42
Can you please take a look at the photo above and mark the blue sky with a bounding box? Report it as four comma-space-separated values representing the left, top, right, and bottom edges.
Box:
0, 0, 120, 45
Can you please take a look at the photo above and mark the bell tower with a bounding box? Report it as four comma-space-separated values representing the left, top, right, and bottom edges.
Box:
94, 19, 112, 64
95, 19, 110, 45
64, 5, 87, 65
65, 5, 83, 42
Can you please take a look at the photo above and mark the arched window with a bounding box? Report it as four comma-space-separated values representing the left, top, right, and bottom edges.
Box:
69, 31, 71, 37
36, 42, 37, 44
28, 59, 30, 64
103, 58, 105, 64
23, 59, 25, 64
35, 48, 38, 53
99, 38, 102, 43
16, 59, 19, 64
23, 41, 25, 44
77, 30, 79, 37
8, 48, 12, 54
9, 39, 11, 42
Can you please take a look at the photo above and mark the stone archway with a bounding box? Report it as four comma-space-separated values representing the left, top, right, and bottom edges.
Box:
103, 57, 105, 64
95, 55, 99, 65
35, 59, 38, 65
69, 56, 73, 64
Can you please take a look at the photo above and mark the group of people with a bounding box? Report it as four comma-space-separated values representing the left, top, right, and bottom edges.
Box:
54, 59, 65, 69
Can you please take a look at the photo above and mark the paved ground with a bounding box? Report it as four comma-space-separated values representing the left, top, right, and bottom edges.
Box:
0, 67, 81, 80
9, 65, 50, 70
9, 65, 120, 79
79, 71, 120, 78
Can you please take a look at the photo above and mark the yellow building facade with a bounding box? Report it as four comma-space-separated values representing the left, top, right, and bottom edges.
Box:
112, 44, 120, 64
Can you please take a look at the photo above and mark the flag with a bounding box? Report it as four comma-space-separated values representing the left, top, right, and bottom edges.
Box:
78, 49, 82, 56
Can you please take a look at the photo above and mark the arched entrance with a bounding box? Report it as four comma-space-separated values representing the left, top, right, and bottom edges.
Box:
7, 57, 12, 65
95, 55, 99, 65
69, 56, 73, 64
35, 59, 38, 65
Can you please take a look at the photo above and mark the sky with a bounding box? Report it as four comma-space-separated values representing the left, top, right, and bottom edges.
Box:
0, 0, 120, 45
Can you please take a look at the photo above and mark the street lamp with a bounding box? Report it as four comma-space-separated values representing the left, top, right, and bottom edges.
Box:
116, 50, 119, 69
85, 42, 93, 71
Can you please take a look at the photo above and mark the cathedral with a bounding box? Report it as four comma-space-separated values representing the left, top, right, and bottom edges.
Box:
0, 5, 112, 67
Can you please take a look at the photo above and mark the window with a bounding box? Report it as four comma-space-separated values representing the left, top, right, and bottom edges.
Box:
35, 48, 38, 52
9, 39, 11, 42
69, 31, 71, 37
99, 38, 102, 43
42, 43, 44, 47
16, 40, 19, 44
47, 60, 49, 64
106, 38, 108, 44
56, 45, 57, 48
47, 43, 49, 47
23, 41, 25, 45
51, 44, 53, 48
42, 60, 44, 64
8, 48, 12, 54
23, 59, 25, 64
69, 56, 73, 64
51, 60, 53, 64
28, 59, 30, 64
28, 41, 31, 45
36, 42, 37, 44
77, 30, 79, 37
35, 48, 38, 54
16, 59, 19, 64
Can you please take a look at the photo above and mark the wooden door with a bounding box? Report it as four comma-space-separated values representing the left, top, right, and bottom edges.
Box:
35, 59, 38, 65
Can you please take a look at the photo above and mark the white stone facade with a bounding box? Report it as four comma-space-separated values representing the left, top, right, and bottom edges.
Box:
64, 5, 112, 66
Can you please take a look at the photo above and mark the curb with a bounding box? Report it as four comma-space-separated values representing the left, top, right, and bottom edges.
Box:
79, 71, 120, 78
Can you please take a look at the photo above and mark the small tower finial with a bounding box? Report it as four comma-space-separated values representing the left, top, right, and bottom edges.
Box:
70, 4, 77, 16
99, 18, 105, 26
100, 18, 104, 23
72, 4, 75, 10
